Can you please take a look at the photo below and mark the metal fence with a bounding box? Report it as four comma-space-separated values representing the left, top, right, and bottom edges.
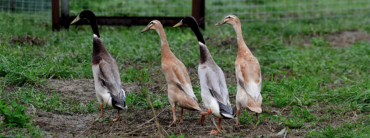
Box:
50, 0, 204, 30
1, 0, 369, 25
207, 0, 370, 23
0, 0, 50, 22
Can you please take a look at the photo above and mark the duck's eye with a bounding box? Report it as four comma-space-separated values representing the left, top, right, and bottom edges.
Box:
150, 22, 154, 24
227, 16, 231, 19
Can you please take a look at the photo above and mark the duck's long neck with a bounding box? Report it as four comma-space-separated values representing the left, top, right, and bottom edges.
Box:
91, 20, 106, 56
93, 35, 107, 56
156, 27, 173, 58
189, 24, 211, 64
90, 20, 100, 37
232, 21, 252, 55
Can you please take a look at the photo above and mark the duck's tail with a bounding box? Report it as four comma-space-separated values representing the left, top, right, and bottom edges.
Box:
110, 89, 127, 110
219, 102, 237, 119
247, 94, 262, 113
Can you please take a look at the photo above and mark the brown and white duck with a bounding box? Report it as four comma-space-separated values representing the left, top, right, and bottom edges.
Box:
215, 15, 262, 125
70, 10, 127, 122
141, 20, 202, 126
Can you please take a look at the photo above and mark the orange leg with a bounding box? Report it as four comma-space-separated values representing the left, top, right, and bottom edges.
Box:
200, 109, 211, 125
179, 108, 183, 124
210, 118, 222, 134
94, 104, 104, 121
236, 110, 240, 126
169, 106, 177, 127
113, 110, 120, 122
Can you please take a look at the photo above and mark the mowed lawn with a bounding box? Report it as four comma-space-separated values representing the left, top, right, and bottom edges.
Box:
1, 8, 370, 137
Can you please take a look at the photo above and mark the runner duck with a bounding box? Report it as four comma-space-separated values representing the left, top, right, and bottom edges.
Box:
174, 16, 235, 134
70, 10, 127, 122
215, 15, 262, 125
141, 20, 202, 126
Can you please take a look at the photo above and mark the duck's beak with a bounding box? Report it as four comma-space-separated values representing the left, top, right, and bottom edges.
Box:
173, 20, 183, 28
141, 26, 150, 33
70, 15, 80, 25
215, 20, 226, 26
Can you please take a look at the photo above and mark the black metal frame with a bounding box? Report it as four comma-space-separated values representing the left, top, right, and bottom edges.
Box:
52, 0, 205, 31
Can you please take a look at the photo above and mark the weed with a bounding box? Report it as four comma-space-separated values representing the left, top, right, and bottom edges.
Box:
310, 37, 330, 47
0, 100, 44, 137
239, 110, 254, 125
291, 107, 317, 122
122, 68, 148, 83
170, 133, 185, 138
0, 100, 31, 127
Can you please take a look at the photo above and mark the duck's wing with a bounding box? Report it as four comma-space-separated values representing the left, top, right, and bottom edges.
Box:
171, 62, 197, 101
204, 65, 234, 118
236, 58, 262, 101
98, 59, 126, 109
205, 66, 229, 105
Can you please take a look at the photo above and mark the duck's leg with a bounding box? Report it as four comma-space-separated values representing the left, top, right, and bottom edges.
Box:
179, 108, 183, 124
200, 109, 211, 125
256, 113, 259, 121
94, 104, 104, 121
236, 110, 240, 126
210, 118, 222, 134
169, 106, 177, 127
113, 110, 120, 122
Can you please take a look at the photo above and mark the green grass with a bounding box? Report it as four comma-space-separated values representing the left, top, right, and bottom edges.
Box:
0, 87, 95, 114
1, 1, 370, 137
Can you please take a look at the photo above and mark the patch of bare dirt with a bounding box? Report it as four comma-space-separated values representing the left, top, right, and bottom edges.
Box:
6, 79, 357, 137
205, 37, 237, 48
29, 79, 296, 137
293, 30, 370, 47
38, 79, 140, 103
9, 35, 46, 46
325, 30, 370, 47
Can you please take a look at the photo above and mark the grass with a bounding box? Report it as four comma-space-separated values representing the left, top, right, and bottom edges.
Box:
1, 1, 370, 137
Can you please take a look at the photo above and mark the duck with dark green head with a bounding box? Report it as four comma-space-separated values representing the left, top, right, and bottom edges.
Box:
71, 10, 127, 122
174, 16, 235, 134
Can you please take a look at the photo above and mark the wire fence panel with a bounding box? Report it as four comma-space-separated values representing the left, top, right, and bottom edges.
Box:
0, 0, 369, 25
0, 0, 50, 22
68, 0, 192, 17
206, 0, 370, 23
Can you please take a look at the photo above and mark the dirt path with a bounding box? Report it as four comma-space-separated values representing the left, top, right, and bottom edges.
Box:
29, 79, 312, 137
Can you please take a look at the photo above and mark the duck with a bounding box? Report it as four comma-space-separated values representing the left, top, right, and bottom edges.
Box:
70, 10, 127, 122
174, 16, 235, 134
215, 15, 262, 125
141, 20, 202, 126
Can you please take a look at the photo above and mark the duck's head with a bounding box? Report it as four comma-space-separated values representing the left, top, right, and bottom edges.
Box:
215, 15, 239, 26
71, 10, 100, 37
173, 16, 198, 28
141, 20, 162, 33
70, 10, 96, 25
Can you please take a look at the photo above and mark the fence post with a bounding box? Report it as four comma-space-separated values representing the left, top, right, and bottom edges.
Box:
61, 0, 69, 29
52, 0, 60, 31
192, 0, 205, 29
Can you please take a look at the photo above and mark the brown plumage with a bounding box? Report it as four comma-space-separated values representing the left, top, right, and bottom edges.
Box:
216, 15, 263, 125
141, 20, 202, 126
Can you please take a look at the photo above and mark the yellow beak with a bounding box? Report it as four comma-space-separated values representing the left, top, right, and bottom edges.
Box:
70, 15, 80, 25
173, 20, 183, 28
